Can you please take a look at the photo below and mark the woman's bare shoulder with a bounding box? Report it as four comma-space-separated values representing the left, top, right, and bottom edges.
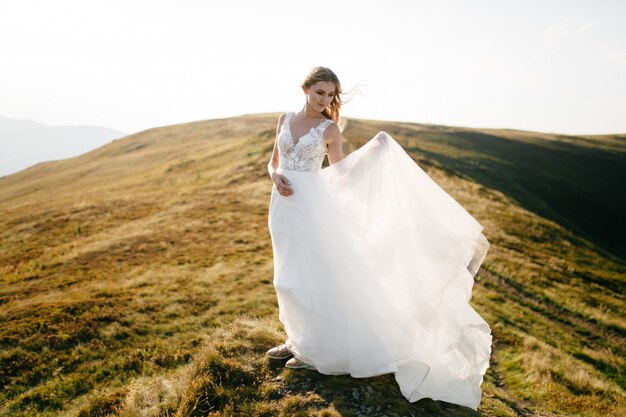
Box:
275, 113, 290, 140
324, 121, 341, 144
276, 112, 288, 126
277, 112, 291, 126
325, 121, 341, 135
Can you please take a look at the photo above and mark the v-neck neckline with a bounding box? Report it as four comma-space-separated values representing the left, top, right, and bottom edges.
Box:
287, 112, 329, 149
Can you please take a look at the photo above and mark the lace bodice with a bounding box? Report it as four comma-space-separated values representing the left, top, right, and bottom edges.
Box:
278, 112, 334, 172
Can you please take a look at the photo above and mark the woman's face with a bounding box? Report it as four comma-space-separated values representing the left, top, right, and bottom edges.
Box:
304, 81, 336, 112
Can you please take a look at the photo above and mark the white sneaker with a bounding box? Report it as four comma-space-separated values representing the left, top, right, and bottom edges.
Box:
266, 343, 293, 360
285, 357, 316, 370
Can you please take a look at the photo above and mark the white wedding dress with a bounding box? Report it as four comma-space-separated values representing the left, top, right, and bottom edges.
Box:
267, 112, 492, 410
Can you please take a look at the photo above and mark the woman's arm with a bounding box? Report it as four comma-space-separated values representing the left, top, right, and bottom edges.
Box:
325, 122, 344, 165
268, 113, 286, 180
268, 113, 293, 196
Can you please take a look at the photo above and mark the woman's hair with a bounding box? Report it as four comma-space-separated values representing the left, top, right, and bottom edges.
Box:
301, 66, 363, 131
301, 66, 342, 124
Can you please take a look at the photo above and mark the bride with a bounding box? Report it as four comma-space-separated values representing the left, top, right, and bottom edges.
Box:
266, 66, 492, 411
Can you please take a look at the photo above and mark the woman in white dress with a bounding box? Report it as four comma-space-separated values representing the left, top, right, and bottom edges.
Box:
266, 66, 492, 411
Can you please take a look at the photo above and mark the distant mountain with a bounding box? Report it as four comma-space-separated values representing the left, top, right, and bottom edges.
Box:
0, 115, 127, 177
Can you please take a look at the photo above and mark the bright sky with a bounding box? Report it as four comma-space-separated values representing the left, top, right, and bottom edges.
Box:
1, 0, 625, 136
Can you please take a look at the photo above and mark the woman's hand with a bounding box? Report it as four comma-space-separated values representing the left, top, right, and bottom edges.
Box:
272, 173, 293, 196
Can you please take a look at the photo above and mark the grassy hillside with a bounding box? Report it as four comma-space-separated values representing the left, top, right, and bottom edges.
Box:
0, 113, 624, 416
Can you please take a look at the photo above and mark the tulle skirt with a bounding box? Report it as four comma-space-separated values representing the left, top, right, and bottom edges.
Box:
267, 131, 491, 410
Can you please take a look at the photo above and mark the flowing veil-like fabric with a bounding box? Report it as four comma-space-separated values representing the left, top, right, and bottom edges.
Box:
268, 127, 491, 410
